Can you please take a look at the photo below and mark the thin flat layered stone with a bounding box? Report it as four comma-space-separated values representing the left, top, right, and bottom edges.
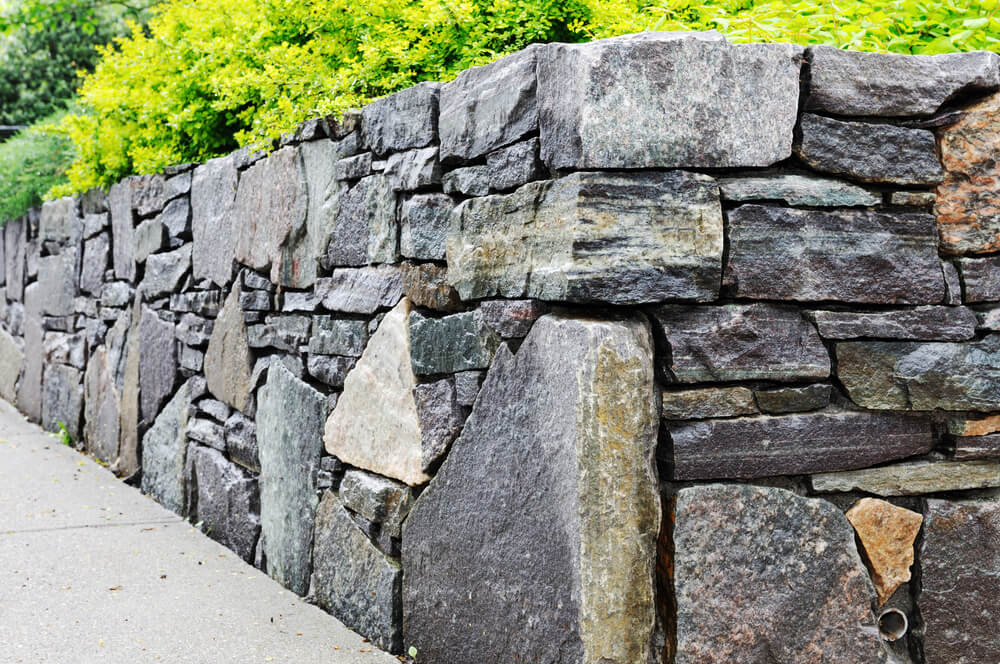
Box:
661, 387, 757, 420
808, 306, 977, 340
811, 459, 1000, 495
718, 173, 880, 207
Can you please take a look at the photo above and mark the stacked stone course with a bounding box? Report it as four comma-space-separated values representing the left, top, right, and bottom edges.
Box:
4, 29, 1000, 663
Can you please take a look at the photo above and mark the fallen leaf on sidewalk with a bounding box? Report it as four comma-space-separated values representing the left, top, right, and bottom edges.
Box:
109, 585, 122, 591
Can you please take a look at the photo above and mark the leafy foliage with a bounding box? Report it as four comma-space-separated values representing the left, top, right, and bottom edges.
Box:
51, 0, 1000, 196
0, 112, 74, 223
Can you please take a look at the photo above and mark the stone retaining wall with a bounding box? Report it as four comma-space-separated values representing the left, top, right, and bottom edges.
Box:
4, 30, 1000, 663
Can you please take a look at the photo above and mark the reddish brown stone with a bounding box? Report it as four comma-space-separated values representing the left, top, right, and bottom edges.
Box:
845, 498, 922, 605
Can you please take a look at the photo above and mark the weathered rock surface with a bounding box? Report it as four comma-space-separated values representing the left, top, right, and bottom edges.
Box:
0, 327, 23, 402
306, 355, 356, 388
806, 46, 1000, 116
538, 32, 802, 169
673, 484, 890, 663
299, 139, 340, 289
956, 256, 1000, 302
921, 497, 1000, 664
139, 244, 191, 299
41, 364, 83, 440
5, 217, 25, 301
83, 347, 120, 465
318, 266, 402, 314
808, 306, 977, 340
441, 166, 490, 196
653, 303, 829, 383
399, 194, 453, 261
439, 45, 541, 162
412, 378, 464, 470
399, 262, 461, 312
39, 197, 80, 247
37, 251, 78, 317
478, 299, 548, 339
362, 82, 439, 156
725, 205, 945, 304
138, 306, 176, 426
80, 232, 109, 296
486, 137, 544, 192
191, 155, 238, 287
339, 469, 413, 537
257, 362, 326, 595
309, 317, 368, 357
325, 175, 396, 267
385, 147, 440, 192
796, 114, 944, 185
845, 497, 922, 605
448, 171, 723, 304
133, 217, 166, 263
667, 410, 933, 480
404, 313, 659, 664
108, 180, 136, 281
186, 444, 260, 562
409, 310, 500, 375
336, 153, 371, 181
17, 316, 42, 422
661, 387, 757, 420
837, 337, 1000, 411
204, 284, 253, 412
42, 332, 86, 369
311, 492, 402, 652
754, 384, 831, 414
718, 172, 880, 207
892, 191, 937, 207
812, 459, 1000, 495
187, 418, 225, 449
225, 411, 259, 472
141, 380, 193, 514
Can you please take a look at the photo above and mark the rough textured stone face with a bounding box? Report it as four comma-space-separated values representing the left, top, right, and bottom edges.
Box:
921, 497, 1000, 664
661, 387, 757, 420
937, 92, 1000, 255
191, 155, 238, 287
204, 283, 253, 412
257, 362, 326, 595
324, 299, 429, 486
37, 251, 78, 317
17, 316, 42, 422
325, 175, 397, 267
806, 46, 1000, 116
808, 306, 977, 340
225, 411, 259, 472
956, 256, 1000, 302
141, 379, 193, 515
754, 384, 831, 414
39, 197, 80, 247
845, 497, 922, 605
309, 317, 368, 357
139, 245, 191, 299
362, 82, 439, 156
441, 166, 490, 196
404, 313, 660, 664
299, 139, 340, 289
811, 459, 1000, 495
83, 347, 120, 465
399, 262, 461, 312
318, 266, 402, 314
385, 147, 441, 192
673, 484, 890, 664
41, 364, 83, 439
311, 492, 402, 652
0, 327, 23, 402
339, 469, 413, 537
538, 32, 801, 170
186, 444, 260, 562
138, 306, 176, 426
412, 378, 464, 470
838, 337, 1000, 411
718, 172, 880, 207
439, 45, 540, 162
5, 217, 25, 301
725, 205, 945, 304
108, 180, 136, 281
133, 218, 166, 263
667, 410, 933, 480
448, 171, 723, 304
409, 311, 500, 375
399, 193, 453, 261
80, 232, 109, 296
796, 114, 944, 185
653, 303, 829, 383
487, 137, 544, 192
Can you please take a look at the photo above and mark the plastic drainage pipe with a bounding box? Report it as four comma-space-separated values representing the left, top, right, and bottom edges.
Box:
878, 608, 908, 641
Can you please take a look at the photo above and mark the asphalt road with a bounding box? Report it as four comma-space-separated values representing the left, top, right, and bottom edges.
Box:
0, 399, 397, 664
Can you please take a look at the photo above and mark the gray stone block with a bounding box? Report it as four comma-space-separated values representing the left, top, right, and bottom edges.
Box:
808, 306, 977, 340
661, 387, 758, 420
718, 172, 880, 206
109, 179, 136, 282
306, 355, 356, 388
399, 263, 461, 312
441, 166, 489, 196
339, 469, 413, 537
309, 317, 368, 357
385, 147, 441, 192
191, 155, 238, 287
186, 444, 260, 563
408, 310, 500, 375
413, 378, 464, 470
317, 266, 402, 314
187, 417, 225, 450
957, 255, 1000, 302
754, 384, 831, 414
139, 245, 191, 299
41, 363, 83, 441
138, 305, 177, 426
225, 411, 259, 473
133, 217, 166, 263
80, 232, 109, 296
324, 174, 397, 267
141, 379, 195, 515
204, 283, 253, 412
361, 81, 439, 156
487, 137, 545, 192
399, 194, 453, 261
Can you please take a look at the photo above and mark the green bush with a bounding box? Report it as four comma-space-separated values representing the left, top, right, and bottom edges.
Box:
0, 112, 75, 223
53, 0, 1000, 196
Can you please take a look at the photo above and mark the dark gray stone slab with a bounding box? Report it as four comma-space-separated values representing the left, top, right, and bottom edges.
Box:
487, 137, 544, 192
225, 411, 259, 473
399, 194, 453, 261
808, 306, 977, 340
339, 469, 413, 538
661, 386, 757, 420
957, 256, 1000, 302
186, 444, 260, 563
754, 384, 831, 414
17, 316, 42, 422
324, 175, 397, 267
41, 363, 83, 440
441, 166, 489, 196
311, 492, 402, 652
805, 46, 1000, 117
413, 378, 464, 470
336, 153, 372, 181
718, 172, 880, 206
80, 233, 109, 296
5, 217, 25, 301
652, 303, 830, 383
133, 217, 166, 263
157, 196, 190, 241
921, 498, 1000, 664
953, 434, 1000, 460
37, 250, 78, 317
666, 410, 933, 480
538, 33, 802, 170
170, 291, 220, 317
448, 171, 723, 304
141, 379, 194, 514
306, 355, 356, 388
795, 114, 944, 185
385, 147, 440, 192
943, 262, 962, 305
309, 317, 368, 357
837, 336, 1000, 411
138, 305, 177, 426
403, 314, 660, 664
191, 155, 238, 287
439, 45, 541, 163
361, 81, 439, 156
139, 245, 191, 299
109, 180, 136, 282
257, 362, 326, 595
673, 484, 890, 663
478, 299, 548, 339
83, 346, 120, 465
318, 266, 402, 314
812, 459, 1000, 495
409, 310, 500, 375
724, 205, 945, 304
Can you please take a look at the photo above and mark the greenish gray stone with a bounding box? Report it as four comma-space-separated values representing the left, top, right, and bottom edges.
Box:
324, 175, 397, 268
808, 306, 977, 341
311, 492, 402, 652
811, 459, 1000, 495
837, 337, 1000, 411
754, 384, 831, 414
385, 147, 440, 192
718, 173, 880, 206
309, 317, 368, 357
399, 194, 453, 261
447, 171, 723, 304
257, 362, 327, 595
361, 81, 439, 156
299, 138, 341, 289
109, 180, 136, 281
17, 316, 42, 422
673, 484, 890, 664
141, 379, 194, 515
661, 387, 757, 420
487, 137, 544, 192
408, 310, 500, 375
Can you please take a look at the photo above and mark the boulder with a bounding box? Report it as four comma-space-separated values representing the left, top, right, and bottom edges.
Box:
141, 379, 194, 515
204, 283, 254, 412
186, 444, 260, 562
724, 205, 945, 303
447, 171, 723, 304
403, 313, 659, 664
191, 154, 238, 287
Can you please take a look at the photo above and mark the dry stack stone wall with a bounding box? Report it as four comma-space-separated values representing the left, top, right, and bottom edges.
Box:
3, 30, 1000, 664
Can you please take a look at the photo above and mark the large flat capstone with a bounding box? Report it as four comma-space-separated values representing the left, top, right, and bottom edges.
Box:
537, 32, 802, 170
403, 313, 660, 664
447, 171, 723, 304
673, 484, 890, 663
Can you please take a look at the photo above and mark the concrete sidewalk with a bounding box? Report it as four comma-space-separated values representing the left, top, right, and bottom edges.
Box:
0, 399, 397, 664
